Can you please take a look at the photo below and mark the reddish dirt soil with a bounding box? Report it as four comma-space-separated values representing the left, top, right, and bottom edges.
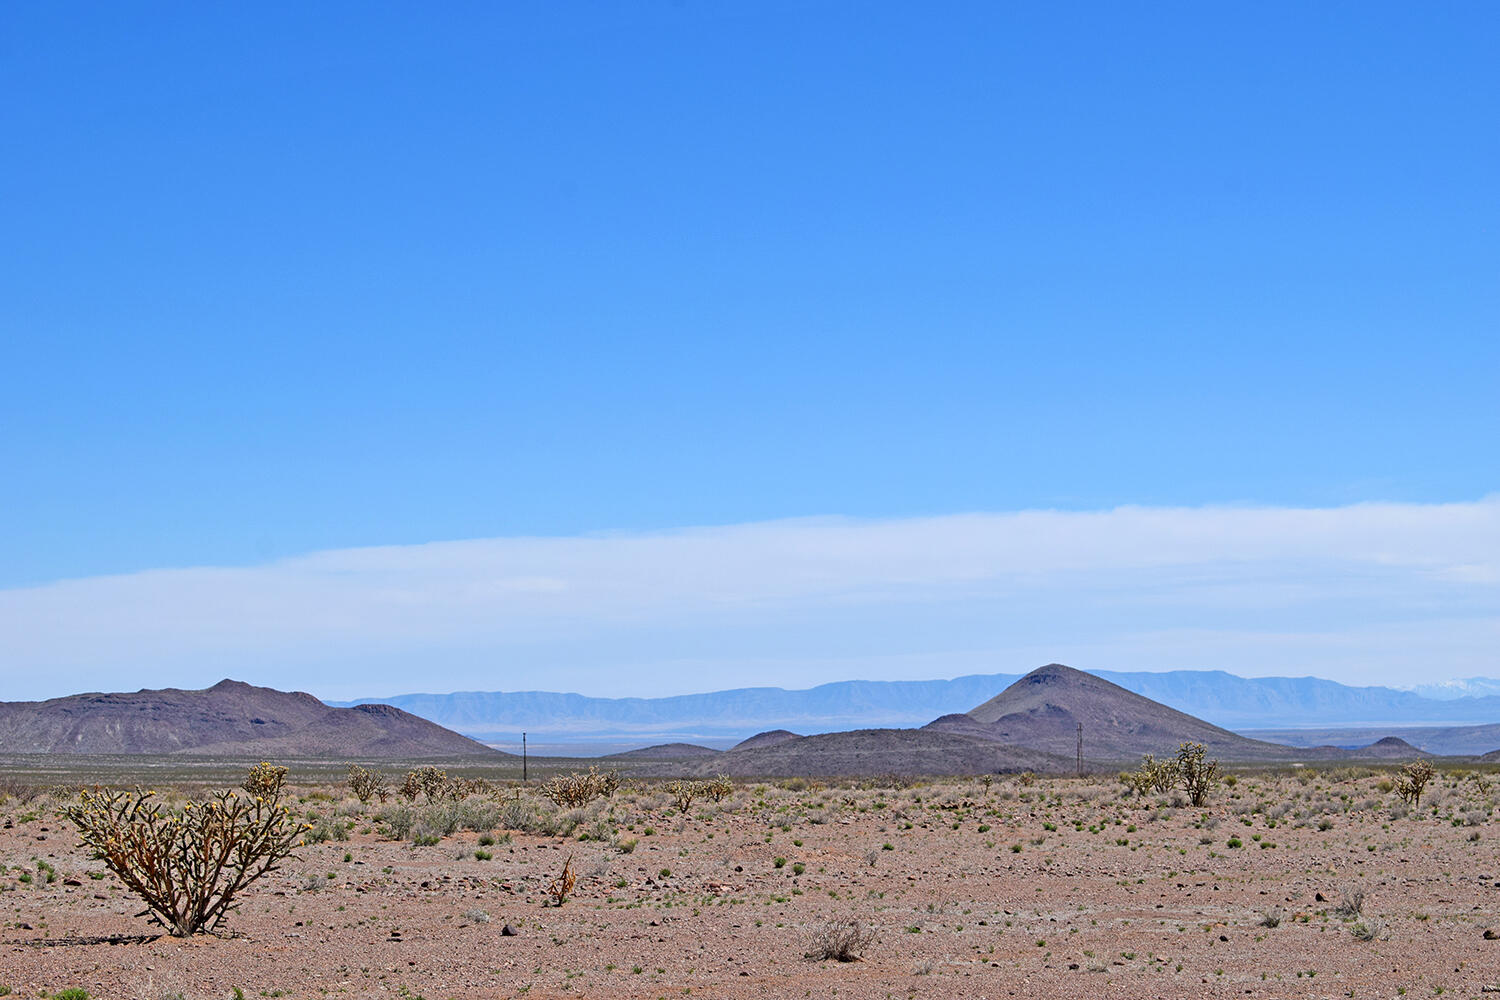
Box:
3, 770, 1498, 999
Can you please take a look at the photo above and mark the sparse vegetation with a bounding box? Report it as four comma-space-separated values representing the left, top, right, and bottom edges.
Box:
12, 758, 1500, 995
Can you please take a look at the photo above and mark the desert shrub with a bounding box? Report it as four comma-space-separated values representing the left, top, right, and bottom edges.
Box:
1392, 761, 1436, 807
306, 816, 349, 843
535, 808, 578, 838
65, 765, 303, 937
0, 777, 43, 806
458, 799, 501, 832
1333, 885, 1365, 919
418, 802, 462, 839
1260, 907, 1284, 928
581, 815, 612, 842
806, 919, 876, 962
705, 775, 734, 803
376, 804, 417, 840
498, 793, 534, 831
346, 765, 388, 805
1176, 743, 1219, 807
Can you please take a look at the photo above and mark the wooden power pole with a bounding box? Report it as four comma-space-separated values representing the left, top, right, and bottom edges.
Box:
1076, 722, 1083, 777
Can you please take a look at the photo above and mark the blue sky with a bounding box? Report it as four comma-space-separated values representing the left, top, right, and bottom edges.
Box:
2, 3, 1496, 699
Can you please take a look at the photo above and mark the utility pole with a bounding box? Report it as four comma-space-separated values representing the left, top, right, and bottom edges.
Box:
522, 732, 528, 784
1076, 722, 1083, 778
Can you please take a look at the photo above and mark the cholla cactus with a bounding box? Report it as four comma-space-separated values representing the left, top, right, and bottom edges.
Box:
1392, 760, 1436, 807
1124, 753, 1182, 799
666, 779, 701, 813
346, 764, 388, 805
401, 766, 447, 803
539, 767, 619, 808
65, 764, 303, 937
705, 774, 734, 803
242, 762, 288, 799
1176, 742, 1219, 807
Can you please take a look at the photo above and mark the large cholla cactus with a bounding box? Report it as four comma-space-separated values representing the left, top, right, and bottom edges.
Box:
65, 765, 305, 937
1176, 742, 1220, 807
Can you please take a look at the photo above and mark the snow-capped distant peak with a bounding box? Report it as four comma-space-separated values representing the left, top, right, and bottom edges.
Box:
1396, 677, 1500, 701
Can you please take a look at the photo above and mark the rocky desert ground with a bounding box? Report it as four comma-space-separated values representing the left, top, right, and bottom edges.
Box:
2, 764, 1499, 999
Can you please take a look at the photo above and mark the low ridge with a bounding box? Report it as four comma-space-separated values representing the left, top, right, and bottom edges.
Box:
605, 742, 720, 760
679, 728, 1077, 778
731, 729, 802, 751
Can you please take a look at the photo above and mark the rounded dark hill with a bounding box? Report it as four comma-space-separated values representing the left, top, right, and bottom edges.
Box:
0, 679, 508, 759
1480, 748, 1500, 762
731, 729, 802, 751
947, 664, 1338, 763
605, 742, 720, 760
1358, 736, 1430, 758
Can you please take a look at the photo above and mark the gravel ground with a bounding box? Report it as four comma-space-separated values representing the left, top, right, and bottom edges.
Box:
2, 768, 1498, 999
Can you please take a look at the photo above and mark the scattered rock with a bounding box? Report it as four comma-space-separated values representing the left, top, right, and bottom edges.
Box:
501, 923, 520, 937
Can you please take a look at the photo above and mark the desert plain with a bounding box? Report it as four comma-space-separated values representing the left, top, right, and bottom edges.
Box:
2, 764, 1498, 1000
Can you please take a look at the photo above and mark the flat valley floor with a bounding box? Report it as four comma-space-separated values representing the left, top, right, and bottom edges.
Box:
3, 769, 1499, 999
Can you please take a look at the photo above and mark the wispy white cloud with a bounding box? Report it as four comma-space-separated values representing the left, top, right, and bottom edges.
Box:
2, 498, 1496, 700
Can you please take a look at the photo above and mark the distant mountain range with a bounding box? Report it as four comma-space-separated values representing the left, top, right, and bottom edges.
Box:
335, 668, 1500, 745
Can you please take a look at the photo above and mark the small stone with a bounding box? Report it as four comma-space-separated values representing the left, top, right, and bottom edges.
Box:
501, 923, 520, 936
1484, 929, 1499, 940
